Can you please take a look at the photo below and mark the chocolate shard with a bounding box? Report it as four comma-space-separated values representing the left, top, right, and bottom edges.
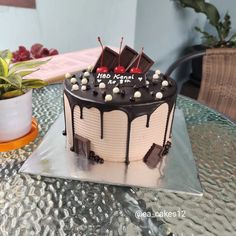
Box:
73, 134, 90, 158
93, 47, 119, 72
119, 45, 139, 69
143, 143, 163, 169
126, 52, 154, 74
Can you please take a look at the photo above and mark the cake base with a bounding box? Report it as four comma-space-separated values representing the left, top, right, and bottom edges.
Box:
20, 110, 203, 196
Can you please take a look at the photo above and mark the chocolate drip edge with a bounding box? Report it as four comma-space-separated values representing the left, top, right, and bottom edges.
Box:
64, 87, 176, 165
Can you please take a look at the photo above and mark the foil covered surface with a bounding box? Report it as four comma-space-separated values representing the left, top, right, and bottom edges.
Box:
20, 109, 202, 196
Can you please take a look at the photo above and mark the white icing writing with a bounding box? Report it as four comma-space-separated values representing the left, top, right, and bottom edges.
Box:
96, 73, 145, 87
97, 73, 111, 79
108, 80, 117, 84
113, 74, 134, 81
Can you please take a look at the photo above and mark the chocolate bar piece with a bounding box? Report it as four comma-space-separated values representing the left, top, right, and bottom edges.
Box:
93, 47, 119, 72
74, 134, 90, 158
119, 45, 139, 69
126, 52, 154, 74
143, 143, 163, 169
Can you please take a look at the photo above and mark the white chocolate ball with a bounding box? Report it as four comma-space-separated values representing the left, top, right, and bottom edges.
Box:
155, 69, 161, 75
70, 77, 77, 84
65, 72, 72, 79
87, 65, 93, 72
162, 80, 169, 87
84, 71, 90, 77
105, 94, 112, 102
81, 85, 87, 91
81, 78, 88, 85
113, 87, 120, 94
156, 92, 163, 99
146, 80, 150, 85
99, 82, 106, 89
153, 74, 159, 79
134, 91, 142, 98
71, 84, 79, 91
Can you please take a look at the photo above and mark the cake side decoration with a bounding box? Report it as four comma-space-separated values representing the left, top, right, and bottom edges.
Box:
70, 77, 77, 84
143, 143, 164, 169
63, 37, 177, 166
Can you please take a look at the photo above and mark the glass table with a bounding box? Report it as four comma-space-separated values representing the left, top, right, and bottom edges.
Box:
1, 84, 236, 236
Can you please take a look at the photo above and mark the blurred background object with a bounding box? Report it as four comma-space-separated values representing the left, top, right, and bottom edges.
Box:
12, 44, 59, 62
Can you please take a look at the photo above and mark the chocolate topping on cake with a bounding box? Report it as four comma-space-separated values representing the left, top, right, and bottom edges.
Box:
119, 45, 139, 69
126, 52, 154, 74
63, 40, 177, 165
143, 143, 164, 169
93, 47, 119, 72
73, 134, 90, 158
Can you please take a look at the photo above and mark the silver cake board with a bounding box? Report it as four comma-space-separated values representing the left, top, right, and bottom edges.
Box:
20, 109, 203, 196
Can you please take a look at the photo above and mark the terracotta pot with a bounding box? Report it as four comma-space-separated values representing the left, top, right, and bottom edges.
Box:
0, 90, 32, 142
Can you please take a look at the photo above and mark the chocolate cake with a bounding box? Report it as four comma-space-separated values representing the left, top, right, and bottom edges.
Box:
63, 40, 177, 167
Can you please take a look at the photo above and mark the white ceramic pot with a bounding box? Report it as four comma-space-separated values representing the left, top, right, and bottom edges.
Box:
0, 90, 32, 142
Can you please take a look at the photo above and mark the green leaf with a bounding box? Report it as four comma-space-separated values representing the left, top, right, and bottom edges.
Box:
9, 58, 50, 75
22, 79, 48, 89
12, 74, 22, 88
0, 75, 22, 88
220, 13, 231, 39
0, 58, 8, 77
178, 0, 220, 27
0, 50, 13, 64
0, 84, 7, 89
0, 84, 15, 97
195, 27, 218, 47
1, 89, 24, 99
229, 32, 236, 42
17, 69, 39, 77
227, 36, 236, 47
0, 76, 14, 86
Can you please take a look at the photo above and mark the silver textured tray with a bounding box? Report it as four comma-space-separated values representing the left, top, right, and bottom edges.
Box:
20, 109, 203, 196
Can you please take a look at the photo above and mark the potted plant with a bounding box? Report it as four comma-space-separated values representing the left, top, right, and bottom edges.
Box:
0, 49, 48, 142
177, 0, 236, 86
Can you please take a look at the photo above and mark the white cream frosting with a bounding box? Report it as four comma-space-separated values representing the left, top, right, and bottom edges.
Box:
64, 94, 174, 163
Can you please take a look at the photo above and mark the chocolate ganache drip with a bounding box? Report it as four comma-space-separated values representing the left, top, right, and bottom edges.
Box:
63, 44, 177, 165
63, 71, 176, 165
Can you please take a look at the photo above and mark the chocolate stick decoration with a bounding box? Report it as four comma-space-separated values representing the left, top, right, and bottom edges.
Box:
98, 37, 104, 67
130, 47, 144, 74
96, 37, 108, 73
118, 37, 124, 66
136, 47, 144, 68
114, 37, 125, 74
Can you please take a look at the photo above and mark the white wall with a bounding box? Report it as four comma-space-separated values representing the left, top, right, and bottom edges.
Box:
1, 0, 236, 80
0, 0, 137, 52
134, 0, 206, 73
37, 0, 137, 52
0, 6, 41, 50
